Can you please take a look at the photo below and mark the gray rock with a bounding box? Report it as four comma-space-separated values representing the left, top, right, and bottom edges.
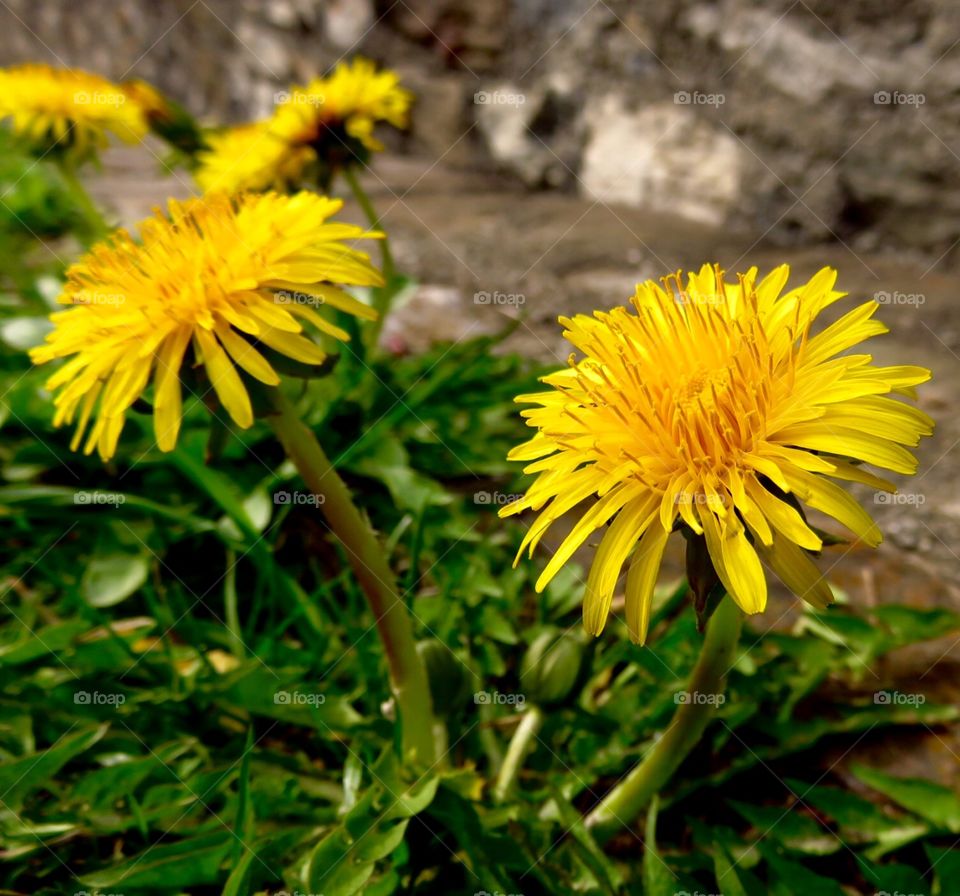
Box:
580, 97, 746, 227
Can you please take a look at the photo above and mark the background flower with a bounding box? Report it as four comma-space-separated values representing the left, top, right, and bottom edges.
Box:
0, 63, 148, 161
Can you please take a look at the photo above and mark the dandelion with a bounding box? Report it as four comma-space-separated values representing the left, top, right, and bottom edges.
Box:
0, 63, 148, 161
502, 264, 933, 643
194, 122, 317, 194
30, 191, 383, 460
194, 57, 412, 194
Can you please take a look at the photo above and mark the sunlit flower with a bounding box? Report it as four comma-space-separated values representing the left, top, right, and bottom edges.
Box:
194, 57, 412, 194
30, 192, 382, 460
502, 264, 933, 643
0, 64, 148, 161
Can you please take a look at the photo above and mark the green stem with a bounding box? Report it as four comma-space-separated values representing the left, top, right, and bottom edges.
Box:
343, 164, 398, 349
223, 548, 244, 658
266, 389, 437, 765
493, 704, 545, 801
584, 595, 742, 842
57, 162, 109, 243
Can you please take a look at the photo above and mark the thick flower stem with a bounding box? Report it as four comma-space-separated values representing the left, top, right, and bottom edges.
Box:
266, 389, 437, 765
493, 704, 545, 802
584, 595, 742, 843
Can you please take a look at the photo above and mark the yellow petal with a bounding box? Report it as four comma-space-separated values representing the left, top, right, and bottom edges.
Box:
194, 329, 253, 429
624, 522, 670, 644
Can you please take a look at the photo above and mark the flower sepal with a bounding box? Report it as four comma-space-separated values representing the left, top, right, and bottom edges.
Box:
682, 528, 727, 634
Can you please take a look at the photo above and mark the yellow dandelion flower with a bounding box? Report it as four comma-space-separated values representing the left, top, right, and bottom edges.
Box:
30, 191, 383, 461
272, 56, 412, 154
0, 64, 148, 160
194, 57, 412, 195
194, 122, 317, 194
501, 264, 933, 643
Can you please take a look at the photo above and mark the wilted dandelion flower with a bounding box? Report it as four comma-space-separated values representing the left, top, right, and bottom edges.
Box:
0, 64, 148, 160
194, 57, 411, 194
30, 192, 382, 460
502, 264, 933, 643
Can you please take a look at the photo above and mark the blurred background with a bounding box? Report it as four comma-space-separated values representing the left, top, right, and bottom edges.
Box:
4, 0, 960, 256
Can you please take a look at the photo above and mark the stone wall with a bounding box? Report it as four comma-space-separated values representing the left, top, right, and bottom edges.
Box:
2, 0, 958, 258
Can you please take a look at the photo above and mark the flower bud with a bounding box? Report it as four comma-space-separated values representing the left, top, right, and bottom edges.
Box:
520, 627, 587, 706
416, 638, 472, 716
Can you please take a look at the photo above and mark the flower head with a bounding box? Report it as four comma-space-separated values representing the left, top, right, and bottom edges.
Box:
194, 122, 316, 194
194, 57, 412, 194
502, 264, 933, 643
0, 64, 148, 161
30, 191, 383, 460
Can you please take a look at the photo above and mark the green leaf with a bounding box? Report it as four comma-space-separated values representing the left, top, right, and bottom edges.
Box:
304, 750, 440, 896
787, 778, 928, 856
852, 764, 960, 833
209, 662, 364, 730
644, 796, 677, 896
762, 849, 846, 896
79, 830, 233, 890
0, 620, 87, 665
347, 435, 449, 513
855, 856, 929, 896
712, 841, 750, 896
729, 800, 840, 855
220, 849, 256, 896
549, 784, 621, 895
82, 552, 149, 607
924, 843, 960, 894
0, 723, 107, 810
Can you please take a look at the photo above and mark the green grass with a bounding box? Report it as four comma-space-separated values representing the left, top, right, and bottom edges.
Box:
0, 142, 958, 896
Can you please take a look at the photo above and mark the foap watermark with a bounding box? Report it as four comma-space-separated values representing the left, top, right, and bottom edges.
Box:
874, 90, 925, 106
73, 291, 126, 306
75, 890, 126, 896
474, 90, 525, 107
675, 492, 727, 508
274, 490, 326, 506
474, 690, 525, 707
874, 491, 925, 506
874, 691, 926, 707
673, 289, 725, 307
476, 891, 524, 896
474, 290, 525, 307
74, 490, 125, 508
675, 690, 725, 706
676, 891, 722, 896
274, 90, 325, 107
75, 690, 125, 707
874, 290, 924, 307
274, 690, 326, 706
74, 90, 126, 107
474, 491, 521, 507
674, 90, 725, 107
275, 289, 325, 307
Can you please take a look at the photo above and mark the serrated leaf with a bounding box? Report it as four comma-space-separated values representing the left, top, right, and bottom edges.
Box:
852, 764, 960, 833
